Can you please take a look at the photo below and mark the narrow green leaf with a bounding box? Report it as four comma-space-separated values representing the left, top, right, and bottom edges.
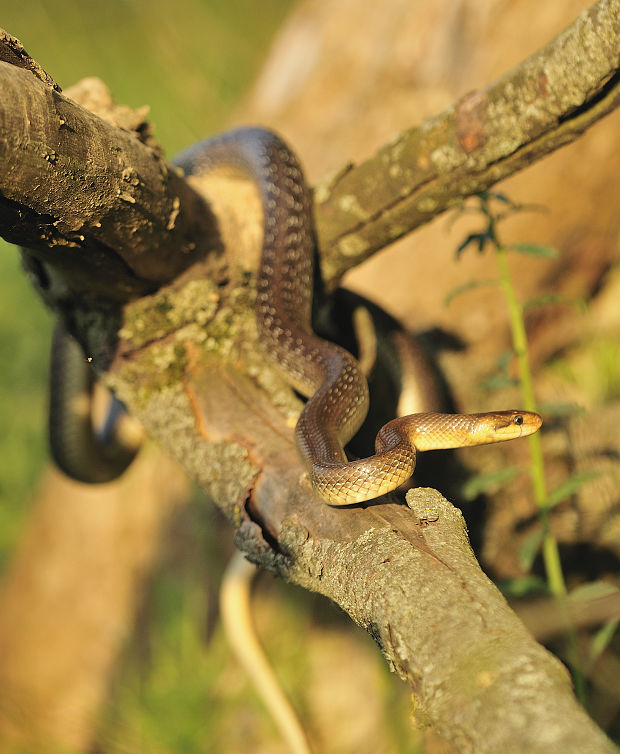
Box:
569, 583, 620, 669
488, 191, 513, 205
485, 191, 526, 212
538, 402, 585, 419
569, 581, 618, 602
522, 293, 587, 312
479, 374, 520, 392
498, 576, 549, 597
456, 231, 491, 257
444, 278, 498, 306
496, 349, 515, 373
518, 528, 544, 571
461, 466, 521, 500
545, 471, 602, 509
505, 242, 559, 259
588, 619, 619, 667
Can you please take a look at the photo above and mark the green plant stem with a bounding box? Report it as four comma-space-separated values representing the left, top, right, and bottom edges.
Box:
495, 244, 589, 700
495, 245, 567, 597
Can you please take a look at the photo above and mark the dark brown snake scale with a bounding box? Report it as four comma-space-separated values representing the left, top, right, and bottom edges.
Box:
51, 127, 542, 503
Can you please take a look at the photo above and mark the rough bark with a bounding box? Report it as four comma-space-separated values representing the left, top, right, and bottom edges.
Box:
0, 58, 218, 301
0, 4, 619, 751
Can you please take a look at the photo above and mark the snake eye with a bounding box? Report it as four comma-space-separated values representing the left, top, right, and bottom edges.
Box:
513, 415, 524, 426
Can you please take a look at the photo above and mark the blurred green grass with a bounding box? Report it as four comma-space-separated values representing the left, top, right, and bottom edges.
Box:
2, 0, 290, 153
0, 252, 51, 562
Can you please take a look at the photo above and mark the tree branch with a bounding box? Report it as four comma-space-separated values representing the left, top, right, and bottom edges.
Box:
107, 357, 616, 752
0, 52, 218, 301
313, 0, 620, 284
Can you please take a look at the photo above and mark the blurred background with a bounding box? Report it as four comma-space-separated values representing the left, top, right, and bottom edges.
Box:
1, 1, 619, 753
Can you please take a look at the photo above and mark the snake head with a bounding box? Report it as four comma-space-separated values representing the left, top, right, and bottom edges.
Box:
492, 410, 542, 440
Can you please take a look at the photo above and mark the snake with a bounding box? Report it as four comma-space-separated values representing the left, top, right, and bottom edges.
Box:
176, 127, 542, 505
50, 126, 542, 504
48, 321, 142, 483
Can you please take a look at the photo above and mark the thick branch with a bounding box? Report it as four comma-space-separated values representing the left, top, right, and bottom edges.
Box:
0, 49, 218, 301
313, 0, 620, 284
132, 360, 614, 754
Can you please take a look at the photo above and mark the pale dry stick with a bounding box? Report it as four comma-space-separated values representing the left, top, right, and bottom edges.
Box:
220, 550, 313, 754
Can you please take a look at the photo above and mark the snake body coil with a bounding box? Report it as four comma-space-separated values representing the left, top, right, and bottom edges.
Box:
176, 127, 542, 506
50, 127, 541, 503
49, 323, 139, 483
